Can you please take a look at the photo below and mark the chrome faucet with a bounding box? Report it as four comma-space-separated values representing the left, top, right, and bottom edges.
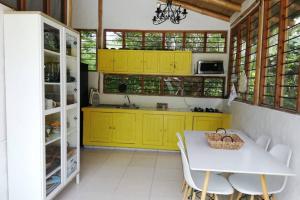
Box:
125, 95, 131, 106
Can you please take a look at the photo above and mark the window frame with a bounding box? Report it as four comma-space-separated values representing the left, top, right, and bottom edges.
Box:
260, 0, 300, 113
78, 29, 98, 72
228, 7, 261, 104
103, 74, 226, 98
103, 29, 228, 53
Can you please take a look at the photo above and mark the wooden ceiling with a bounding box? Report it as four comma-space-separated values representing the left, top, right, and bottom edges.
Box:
161, 0, 246, 22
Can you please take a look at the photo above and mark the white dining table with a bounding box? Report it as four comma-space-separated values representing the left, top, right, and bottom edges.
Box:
184, 130, 295, 200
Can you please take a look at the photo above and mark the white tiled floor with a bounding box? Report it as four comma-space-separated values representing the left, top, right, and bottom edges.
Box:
55, 148, 184, 200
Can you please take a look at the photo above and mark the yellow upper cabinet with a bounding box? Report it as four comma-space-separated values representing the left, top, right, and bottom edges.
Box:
158, 51, 175, 74
174, 51, 192, 75
97, 49, 192, 75
98, 49, 114, 72
127, 50, 144, 73
113, 51, 128, 72
143, 51, 159, 74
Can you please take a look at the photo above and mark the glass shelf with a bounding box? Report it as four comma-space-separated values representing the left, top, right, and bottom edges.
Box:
46, 170, 61, 196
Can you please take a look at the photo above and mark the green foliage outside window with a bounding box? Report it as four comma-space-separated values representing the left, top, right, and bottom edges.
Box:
103, 74, 225, 98
104, 29, 227, 53
80, 30, 97, 71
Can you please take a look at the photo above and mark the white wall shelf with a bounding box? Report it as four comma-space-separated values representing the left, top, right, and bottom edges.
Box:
5, 12, 80, 200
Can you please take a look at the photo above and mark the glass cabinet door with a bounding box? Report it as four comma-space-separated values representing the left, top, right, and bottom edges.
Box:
44, 22, 62, 197
65, 30, 79, 180
66, 33, 79, 106
66, 108, 79, 178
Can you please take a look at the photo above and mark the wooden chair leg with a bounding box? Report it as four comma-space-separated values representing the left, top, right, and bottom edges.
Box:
214, 194, 219, 200
250, 195, 254, 200
186, 187, 192, 200
181, 180, 186, 192
228, 193, 234, 200
192, 190, 196, 200
236, 192, 243, 200
272, 194, 277, 200
183, 184, 189, 200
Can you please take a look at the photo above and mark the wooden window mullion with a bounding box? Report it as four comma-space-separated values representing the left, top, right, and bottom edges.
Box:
182, 32, 186, 50
142, 31, 145, 50
244, 16, 251, 102
122, 31, 125, 49
227, 32, 234, 95
259, 0, 270, 105
297, 62, 300, 112
275, 0, 287, 109
236, 24, 242, 98
204, 32, 207, 53
162, 32, 166, 50
254, 5, 264, 105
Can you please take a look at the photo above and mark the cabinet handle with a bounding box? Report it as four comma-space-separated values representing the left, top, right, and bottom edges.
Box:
174, 64, 176, 69
74, 117, 78, 120
74, 88, 78, 92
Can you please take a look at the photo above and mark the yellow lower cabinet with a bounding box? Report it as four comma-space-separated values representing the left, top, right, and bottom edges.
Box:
112, 113, 136, 144
89, 112, 113, 143
163, 115, 185, 149
142, 114, 164, 146
193, 116, 223, 131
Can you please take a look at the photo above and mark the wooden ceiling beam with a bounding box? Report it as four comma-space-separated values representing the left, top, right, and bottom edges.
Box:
198, 0, 241, 12
160, 0, 230, 21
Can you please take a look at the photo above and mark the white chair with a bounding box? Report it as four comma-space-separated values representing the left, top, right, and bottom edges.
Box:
178, 142, 234, 200
229, 144, 292, 200
176, 132, 185, 150
256, 135, 271, 151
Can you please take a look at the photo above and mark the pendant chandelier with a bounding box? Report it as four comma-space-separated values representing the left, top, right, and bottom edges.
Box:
152, 0, 188, 25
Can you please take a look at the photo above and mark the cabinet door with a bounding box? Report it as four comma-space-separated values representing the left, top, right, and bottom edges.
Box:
144, 51, 159, 74
112, 113, 136, 144
90, 112, 113, 143
142, 114, 164, 146
113, 51, 128, 72
127, 51, 144, 73
193, 116, 223, 131
98, 50, 114, 72
158, 52, 174, 74
174, 52, 192, 75
163, 115, 185, 148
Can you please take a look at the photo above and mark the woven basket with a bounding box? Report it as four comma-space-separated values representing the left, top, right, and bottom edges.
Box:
205, 132, 244, 150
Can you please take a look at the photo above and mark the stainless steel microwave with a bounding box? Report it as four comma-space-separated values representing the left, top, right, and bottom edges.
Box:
195, 60, 224, 74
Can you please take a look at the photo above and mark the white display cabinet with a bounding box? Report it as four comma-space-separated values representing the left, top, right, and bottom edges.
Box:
4, 12, 80, 200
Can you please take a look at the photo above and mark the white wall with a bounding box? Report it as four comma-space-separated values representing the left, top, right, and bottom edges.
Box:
225, 102, 300, 199
72, 0, 230, 109
225, 1, 300, 199
0, 4, 11, 200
